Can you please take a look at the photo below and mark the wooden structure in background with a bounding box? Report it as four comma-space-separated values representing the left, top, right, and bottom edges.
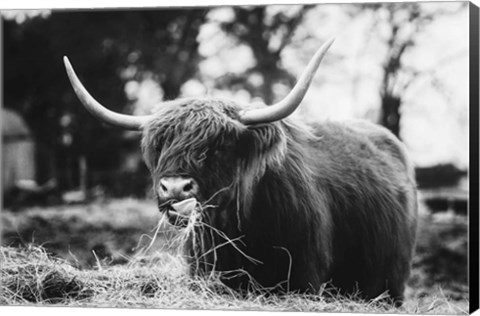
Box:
2, 108, 36, 194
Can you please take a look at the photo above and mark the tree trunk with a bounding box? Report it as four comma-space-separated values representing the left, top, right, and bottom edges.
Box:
379, 94, 401, 139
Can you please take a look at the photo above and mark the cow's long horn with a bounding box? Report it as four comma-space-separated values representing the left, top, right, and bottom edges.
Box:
239, 38, 335, 125
63, 56, 152, 130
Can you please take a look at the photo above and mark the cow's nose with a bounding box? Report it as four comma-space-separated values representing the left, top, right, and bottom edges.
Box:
158, 177, 199, 200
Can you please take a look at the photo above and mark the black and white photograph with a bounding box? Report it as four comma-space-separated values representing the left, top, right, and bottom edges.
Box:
0, 1, 477, 314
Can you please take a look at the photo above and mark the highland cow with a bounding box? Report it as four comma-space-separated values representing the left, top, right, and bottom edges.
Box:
64, 38, 417, 304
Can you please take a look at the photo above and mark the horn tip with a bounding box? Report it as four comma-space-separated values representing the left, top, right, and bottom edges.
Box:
324, 37, 336, 49
63, 56, 71, 67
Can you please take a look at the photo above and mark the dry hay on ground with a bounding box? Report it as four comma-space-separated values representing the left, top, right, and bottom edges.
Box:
0, 198, 470, 313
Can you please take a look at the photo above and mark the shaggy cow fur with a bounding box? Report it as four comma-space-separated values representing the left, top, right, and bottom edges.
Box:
141, 97, 417, 304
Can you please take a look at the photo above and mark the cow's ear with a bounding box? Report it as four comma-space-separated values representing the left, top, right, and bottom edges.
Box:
237, 124, 287, 169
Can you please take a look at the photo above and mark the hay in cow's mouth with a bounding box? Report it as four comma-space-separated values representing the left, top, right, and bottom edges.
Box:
157, 199, 204, 249
158, 198, 200, 228
155, 199, 262, 271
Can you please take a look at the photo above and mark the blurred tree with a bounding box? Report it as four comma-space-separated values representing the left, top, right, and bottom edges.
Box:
3, 8, 208, 195
216, 6, 313, 104
357, 3, 467, 138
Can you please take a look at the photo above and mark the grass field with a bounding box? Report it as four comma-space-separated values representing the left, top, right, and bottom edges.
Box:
0, 198, 469, 313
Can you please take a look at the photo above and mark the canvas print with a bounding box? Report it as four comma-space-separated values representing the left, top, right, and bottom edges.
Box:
0, 2, 474, 314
